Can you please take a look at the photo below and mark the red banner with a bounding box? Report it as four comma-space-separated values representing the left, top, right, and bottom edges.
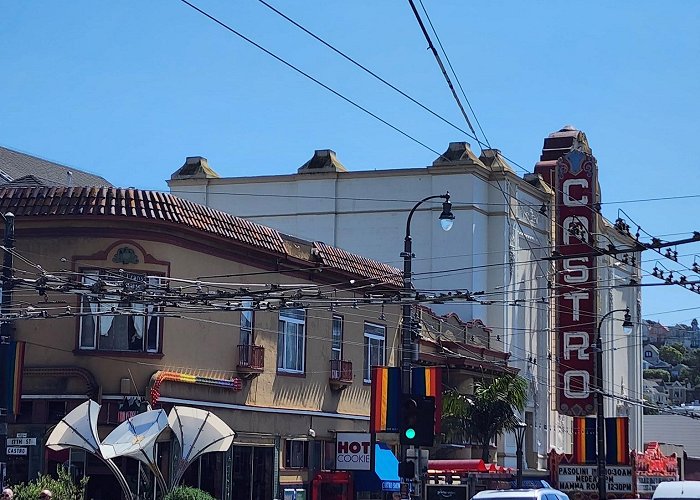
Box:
555, 149, 598, 416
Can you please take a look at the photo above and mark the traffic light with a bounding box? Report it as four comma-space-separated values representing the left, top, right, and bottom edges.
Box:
399, 394, 435, 446
398, 460, 416, 479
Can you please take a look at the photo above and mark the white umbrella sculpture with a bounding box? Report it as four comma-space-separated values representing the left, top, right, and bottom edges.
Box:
46, 400, 135, 499
45, 400, 236, 496
101, 409, 169, 494
168, 406, 236, 488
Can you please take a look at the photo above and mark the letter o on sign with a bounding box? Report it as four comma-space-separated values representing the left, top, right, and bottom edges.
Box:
564, 370, 590, 399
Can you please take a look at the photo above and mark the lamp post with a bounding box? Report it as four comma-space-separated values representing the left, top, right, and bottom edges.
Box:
594, 308, 633, 500
0, 213, 14, 489
400, 192, 454, 495
401, 193, 454, 389
514, 421, 527, 489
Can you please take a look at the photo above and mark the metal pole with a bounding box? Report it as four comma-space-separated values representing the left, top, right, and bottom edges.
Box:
400, 195, 448, 499
0, 212, 15, 488
596, 330, 606, 500
401, 209, 414, 500
401, 232, 413, 398
595, 308, 627, 500
516, 442, 524, 488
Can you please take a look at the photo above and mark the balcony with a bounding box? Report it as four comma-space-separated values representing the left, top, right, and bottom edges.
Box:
237, 344, 264, 378
329, 359, 353, 390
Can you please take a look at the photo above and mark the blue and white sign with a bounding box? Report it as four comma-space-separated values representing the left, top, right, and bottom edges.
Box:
382, 480, 401, 492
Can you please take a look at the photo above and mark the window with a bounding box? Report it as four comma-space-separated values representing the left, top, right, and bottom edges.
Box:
322, 440, 336, 471
240, 299, 254, 346
645, 350, 652, 358
363, 322, 386, 382
47, 401, 67, 424
284, 440, 309, 469
277, 308, 306, 373
79, 270, 161, 353
15, 401, 33, 424
331, 315, 343, 361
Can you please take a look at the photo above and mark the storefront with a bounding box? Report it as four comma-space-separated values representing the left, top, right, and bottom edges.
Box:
426, 459, 513, 494
549, 442, 679, 499
311, 471, 353, 500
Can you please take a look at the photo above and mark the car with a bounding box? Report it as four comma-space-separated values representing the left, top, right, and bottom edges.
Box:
652, 481, 700, 500
472, 488, 569, 500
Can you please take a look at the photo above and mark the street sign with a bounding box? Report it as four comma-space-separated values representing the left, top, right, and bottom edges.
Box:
16, 433, 27, 438
6, 447, 27, 456
335, 432, 371, 471
7, 438, 35, 446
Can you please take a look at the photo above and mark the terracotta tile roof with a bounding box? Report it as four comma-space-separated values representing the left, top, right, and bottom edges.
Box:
0, 186, 401, 286
313, 242, 402, 287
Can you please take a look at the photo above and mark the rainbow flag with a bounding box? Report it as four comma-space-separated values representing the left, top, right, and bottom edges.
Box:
370, 367, 401, 433
0, 341, 25, 416
606, 416, 629, 465
573, 417, 597, 464
411, 367, 442, 433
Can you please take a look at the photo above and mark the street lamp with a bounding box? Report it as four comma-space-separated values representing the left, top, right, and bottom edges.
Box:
594, 308, 633, 500
401, 193, 454, 389
0, 212, 14, 487
514, 421, 527, 489
400, 193, 454, 494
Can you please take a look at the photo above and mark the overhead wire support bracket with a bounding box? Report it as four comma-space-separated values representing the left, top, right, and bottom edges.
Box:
544, 232, 700, 261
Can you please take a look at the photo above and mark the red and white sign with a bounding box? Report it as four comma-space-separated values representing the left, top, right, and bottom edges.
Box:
555, 149, 598, 416
335, 432, 371, 471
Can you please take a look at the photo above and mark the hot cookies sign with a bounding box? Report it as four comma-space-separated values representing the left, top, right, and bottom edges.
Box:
335, 432, 371, 471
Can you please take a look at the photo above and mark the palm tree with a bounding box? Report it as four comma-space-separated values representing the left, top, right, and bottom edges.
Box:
442, 374, 528, 462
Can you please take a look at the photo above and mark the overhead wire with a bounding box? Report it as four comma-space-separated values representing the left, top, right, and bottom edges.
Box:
155, 187, 700, 210
5, 0, 696, 424
176, 0, 448, 161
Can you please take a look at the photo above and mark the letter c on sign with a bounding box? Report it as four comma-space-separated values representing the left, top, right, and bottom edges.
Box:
563, 179, 589, 206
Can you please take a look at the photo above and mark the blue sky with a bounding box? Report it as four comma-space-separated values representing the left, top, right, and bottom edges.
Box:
1, 1, 699, 326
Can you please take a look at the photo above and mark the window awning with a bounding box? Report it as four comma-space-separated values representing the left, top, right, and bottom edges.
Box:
428, 459, 488, 473
353, 443, 400, 492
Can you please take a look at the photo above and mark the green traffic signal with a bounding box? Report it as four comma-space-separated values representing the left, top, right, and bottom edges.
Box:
399, 394, 436, 446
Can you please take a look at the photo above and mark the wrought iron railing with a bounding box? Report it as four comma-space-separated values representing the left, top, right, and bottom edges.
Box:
329, 359, 353, 383
238, 344, 264, 370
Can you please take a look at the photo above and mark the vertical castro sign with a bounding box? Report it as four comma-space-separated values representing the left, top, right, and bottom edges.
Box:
335, 432, 371, 471
556, 149, 598, 416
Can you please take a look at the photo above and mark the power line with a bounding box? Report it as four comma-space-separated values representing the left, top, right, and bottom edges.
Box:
177, 0, 448, 160
415, 0, 489, 146
254, 0, 479, 145
164, 187, 700, 209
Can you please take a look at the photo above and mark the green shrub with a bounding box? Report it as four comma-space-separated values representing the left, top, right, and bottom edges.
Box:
643, 369, 670, 382
164, 486, 216, 500
10, 465, 88, 500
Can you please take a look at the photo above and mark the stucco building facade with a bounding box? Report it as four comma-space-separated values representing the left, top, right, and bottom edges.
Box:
168, 126, 644, 469
0, 187, 405, 498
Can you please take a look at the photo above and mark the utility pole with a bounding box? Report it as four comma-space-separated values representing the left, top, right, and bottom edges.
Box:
0, 212, 14, 489
400, 195, 454, 500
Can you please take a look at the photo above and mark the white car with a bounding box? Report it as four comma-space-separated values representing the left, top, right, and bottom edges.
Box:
653, 481, 700, 500
472, 488, 569, 500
